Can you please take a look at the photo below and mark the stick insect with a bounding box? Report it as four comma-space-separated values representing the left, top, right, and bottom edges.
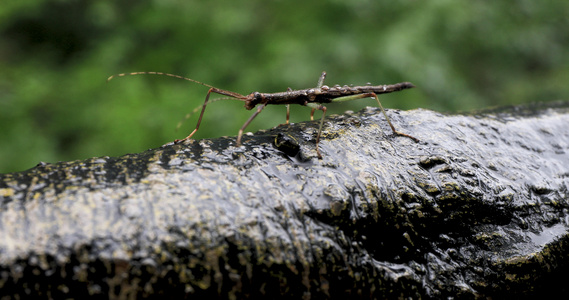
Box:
107, 71, 418, 159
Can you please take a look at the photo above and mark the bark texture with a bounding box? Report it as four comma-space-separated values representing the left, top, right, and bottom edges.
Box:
1, 101, 569, 299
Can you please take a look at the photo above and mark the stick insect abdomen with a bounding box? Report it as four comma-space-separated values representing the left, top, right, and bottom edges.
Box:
317, 83, 415, 98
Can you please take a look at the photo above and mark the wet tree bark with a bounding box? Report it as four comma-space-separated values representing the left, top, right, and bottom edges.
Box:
1, 101, 569, 299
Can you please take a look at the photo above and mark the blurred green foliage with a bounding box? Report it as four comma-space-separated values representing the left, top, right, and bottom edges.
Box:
1, 0, 568, 173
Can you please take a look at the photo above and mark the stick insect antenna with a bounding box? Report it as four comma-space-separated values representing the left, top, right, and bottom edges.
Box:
107, 72, 219, 89
108, 71, 247, 100
107, 71, 253, 141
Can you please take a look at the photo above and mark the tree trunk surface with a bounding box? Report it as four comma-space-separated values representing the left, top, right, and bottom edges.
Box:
1, 101, 569, 299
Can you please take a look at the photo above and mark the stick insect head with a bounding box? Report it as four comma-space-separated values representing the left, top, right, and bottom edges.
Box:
244, 92, 264, 110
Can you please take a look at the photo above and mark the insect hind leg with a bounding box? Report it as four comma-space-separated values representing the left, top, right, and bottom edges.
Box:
329, 92, 419, 143
368, 93, 419, 142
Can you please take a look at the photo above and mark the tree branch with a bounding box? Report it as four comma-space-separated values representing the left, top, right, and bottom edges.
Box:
1, 101, 569, 298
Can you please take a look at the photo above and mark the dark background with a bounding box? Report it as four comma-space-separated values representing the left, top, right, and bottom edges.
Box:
1, 0, 568, 173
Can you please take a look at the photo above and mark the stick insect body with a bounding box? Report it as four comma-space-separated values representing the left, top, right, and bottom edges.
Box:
107, 71, 418, 159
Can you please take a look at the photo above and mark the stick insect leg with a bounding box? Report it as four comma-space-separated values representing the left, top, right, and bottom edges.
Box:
237, 103, 267, 146
306, 103, 327, 159
317, 71, 327, 88
310, 108, 316, 121
309, 71, 325, 122
331, 92, 419, 142
175, 88, 216, 143
370, 93, 419, 142
286, 87, 293, 125
283, 87, 293, 125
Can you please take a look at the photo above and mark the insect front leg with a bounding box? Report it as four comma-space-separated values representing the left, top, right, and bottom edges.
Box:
306, 102, 327, 159
175, 88, 216, 143
236, 103, 267, 146
331, 93, 419, 142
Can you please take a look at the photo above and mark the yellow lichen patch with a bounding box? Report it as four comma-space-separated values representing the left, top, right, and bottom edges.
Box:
0, 188, 15, 197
